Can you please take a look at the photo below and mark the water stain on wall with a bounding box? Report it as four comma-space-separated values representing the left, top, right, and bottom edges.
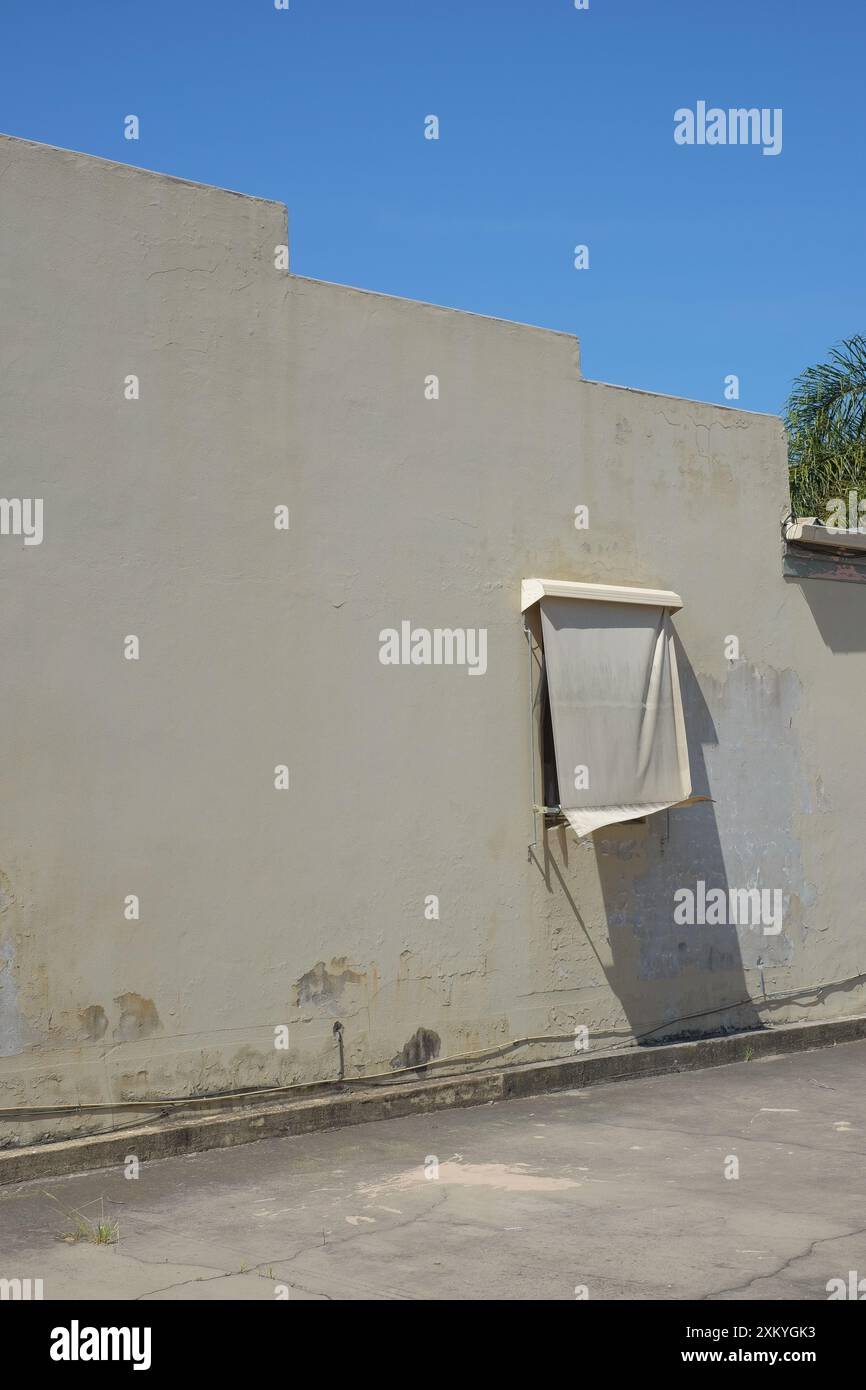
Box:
391, 1026, 441, 1070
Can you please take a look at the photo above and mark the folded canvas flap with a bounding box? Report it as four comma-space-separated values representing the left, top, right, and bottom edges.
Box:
539, 595, 692, 837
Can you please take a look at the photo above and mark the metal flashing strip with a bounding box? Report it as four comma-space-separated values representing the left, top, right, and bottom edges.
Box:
783, 548, 866, 584
783, 520, 866, 584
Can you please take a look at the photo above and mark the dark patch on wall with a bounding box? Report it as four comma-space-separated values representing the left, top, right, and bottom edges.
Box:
80, 1005, 108, 1041
112, 993, 161, 1042
391, 1027, 441, 1070
0, 870, 15, 915
295, 958, 364, 1007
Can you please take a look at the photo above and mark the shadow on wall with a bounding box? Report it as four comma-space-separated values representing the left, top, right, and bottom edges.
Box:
535, 639, 762, 1044
789, 577, 866, 653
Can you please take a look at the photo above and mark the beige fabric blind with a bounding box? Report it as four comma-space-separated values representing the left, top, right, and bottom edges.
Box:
539, 595, 691, 837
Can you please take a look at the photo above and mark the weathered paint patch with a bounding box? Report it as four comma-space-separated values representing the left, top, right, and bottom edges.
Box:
390, 1026, 441, 1069
112, 993, 161, 1042
80, 1005, 108, 1041
294, 959, 364, 1007
0, 943, 25, 1058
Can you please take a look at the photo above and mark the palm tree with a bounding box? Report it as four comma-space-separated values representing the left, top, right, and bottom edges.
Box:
786, 334, 866, 519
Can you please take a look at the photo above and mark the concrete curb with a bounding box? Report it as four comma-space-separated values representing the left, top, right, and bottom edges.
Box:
2, 1014, 865, 1185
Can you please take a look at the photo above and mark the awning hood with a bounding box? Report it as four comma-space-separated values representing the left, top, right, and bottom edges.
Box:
521, 578, 683, 613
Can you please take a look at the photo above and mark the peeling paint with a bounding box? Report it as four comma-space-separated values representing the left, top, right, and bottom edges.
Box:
294, 959, 365, 1008
80, 1005, 108, 1041
112, 993, 161, 1042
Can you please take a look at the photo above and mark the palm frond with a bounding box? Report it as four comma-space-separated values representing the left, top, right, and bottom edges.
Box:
785, 334, 866, 444
785, 335, 866, 518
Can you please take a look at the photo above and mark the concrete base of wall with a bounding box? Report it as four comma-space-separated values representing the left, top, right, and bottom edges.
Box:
3, 1014, 865, 1185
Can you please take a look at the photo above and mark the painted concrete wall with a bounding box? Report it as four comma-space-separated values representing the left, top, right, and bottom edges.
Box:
2, 133, 864, 1146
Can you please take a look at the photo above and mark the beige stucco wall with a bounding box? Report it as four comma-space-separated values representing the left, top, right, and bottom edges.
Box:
1, 133, 864, 1146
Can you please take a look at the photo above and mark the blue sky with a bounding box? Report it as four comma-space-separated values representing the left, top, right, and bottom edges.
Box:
2, 0, 863, 417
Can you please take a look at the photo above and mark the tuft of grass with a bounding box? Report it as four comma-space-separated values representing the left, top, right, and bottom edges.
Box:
90, 1220, 118, 1246
45, 1191, 119, 1246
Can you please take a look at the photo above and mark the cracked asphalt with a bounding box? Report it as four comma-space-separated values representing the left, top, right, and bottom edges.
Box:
2, 1040, 865, 1300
